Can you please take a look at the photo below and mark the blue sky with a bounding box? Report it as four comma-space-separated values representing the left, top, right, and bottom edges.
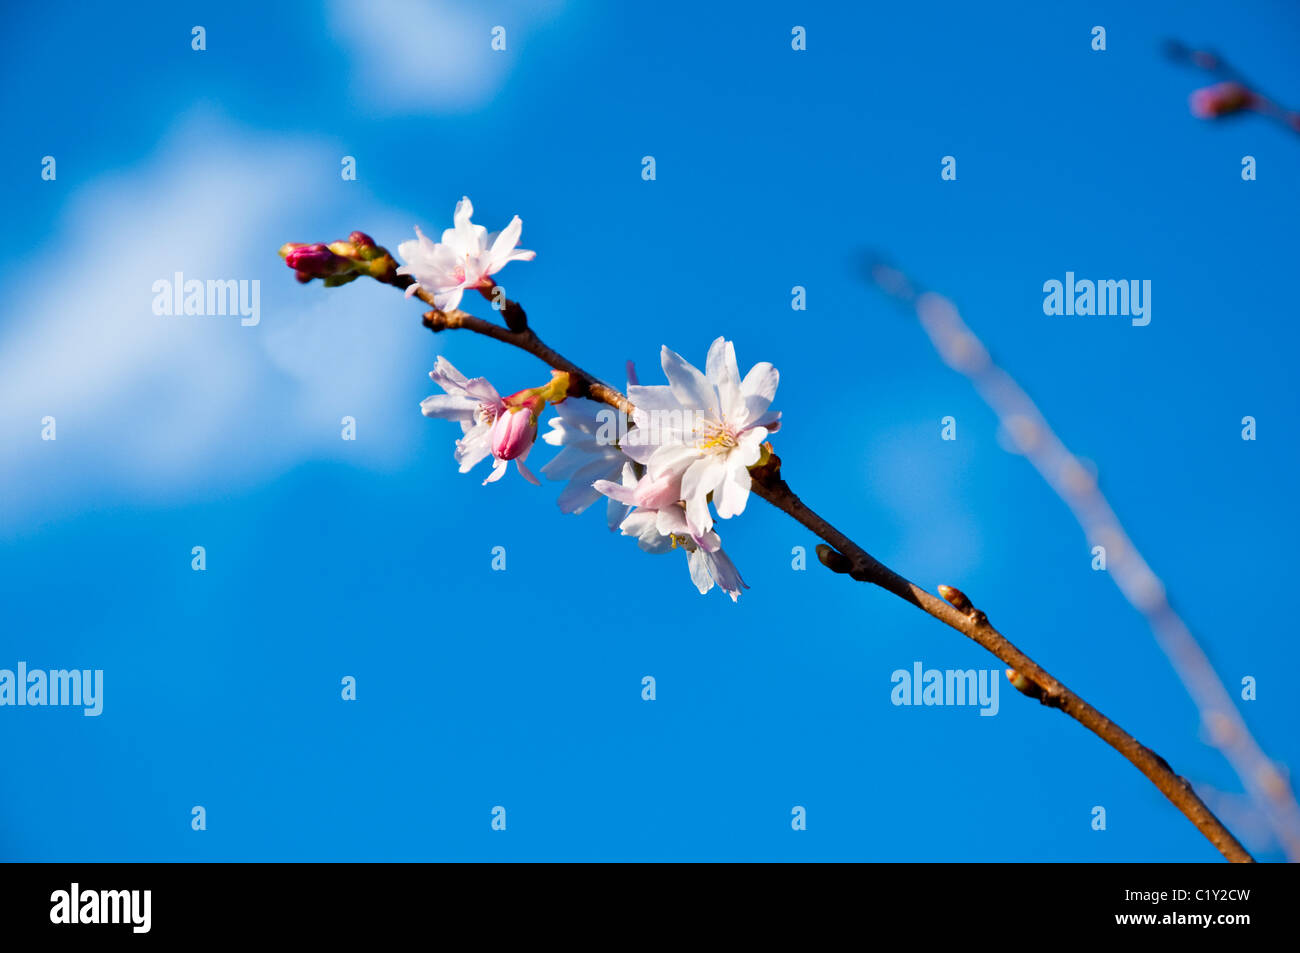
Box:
1, 0, 1297, 860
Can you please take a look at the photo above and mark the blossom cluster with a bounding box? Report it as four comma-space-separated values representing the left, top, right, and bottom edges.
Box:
403, 198, 780, 601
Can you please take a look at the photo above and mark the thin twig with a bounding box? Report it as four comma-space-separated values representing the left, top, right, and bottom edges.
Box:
422, 308, 634, 416
1165, 38, 1300, 136
748, 466, 1252, 863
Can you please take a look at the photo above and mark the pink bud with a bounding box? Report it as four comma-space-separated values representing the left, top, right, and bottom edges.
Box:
1189, 82, 1253, 119
348, 231, 375, 248
284, 242, 349, 278
490, 406, 537, 461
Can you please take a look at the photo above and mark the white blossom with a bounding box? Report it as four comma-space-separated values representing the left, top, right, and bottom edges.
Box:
624, 337, 780, 537
396, 196, 534, 311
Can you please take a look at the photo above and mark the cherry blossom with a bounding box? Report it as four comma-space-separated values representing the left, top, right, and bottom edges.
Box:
419, 357, 540, 485
540, 397, 629, 528
396, 197, 535, 311
624, 337, 780, 537
594, 463, 749, 601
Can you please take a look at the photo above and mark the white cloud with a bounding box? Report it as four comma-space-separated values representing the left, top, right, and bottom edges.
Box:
327, 0, 568, 113
0, 112, 432, 532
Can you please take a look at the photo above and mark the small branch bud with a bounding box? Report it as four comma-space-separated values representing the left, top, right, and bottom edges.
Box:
423, 309, 460, 332
815, 544, 854, 575
748, 443, 782, 485
1006, 668, 1046, 702
503, 300, 528, 333
1189, 81, 1254, 118
937, 584, 973, 613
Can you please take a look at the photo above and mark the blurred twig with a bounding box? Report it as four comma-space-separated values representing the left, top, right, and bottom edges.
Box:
865, 256, 1300, 861
1165, 38, 1300, 135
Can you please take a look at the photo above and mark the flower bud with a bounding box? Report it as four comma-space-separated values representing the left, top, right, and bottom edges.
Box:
937, 584, 973, 613
1189, 82, 1253, 119
815, 543, 853, 574
490, 405, 538, 461
1006, 668, 1046, 702
281, 242, 354, 284
279, 233, 400, 285
285, 242, 343, 270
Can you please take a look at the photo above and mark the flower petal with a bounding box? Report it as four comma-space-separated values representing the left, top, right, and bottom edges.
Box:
592, 477, 639, 506
481, 457, 509, 484
606, 495, 631, 532
456, 428, 493, 472
687, 549, 715, 595
680, 457, 724, 535
541, 442, 608, 479
514, 453, 541, 486
420, 394, 479, 421
435, 286, 465, 312
618, 433, 658, 465
740, 362, 779, 422
555, 458, 621, 513
627, 384, 684, 416
706, 337, 742, 418
655, 504, 690, 537
489, 214, 522, 257
712, 462, 752, 519
706, 548, 748, 601
646, 442, 700, 478
660, 346, 717, 419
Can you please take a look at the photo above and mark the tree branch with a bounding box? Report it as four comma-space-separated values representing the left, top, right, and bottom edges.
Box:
422, 308, 634, 416
415, 298, 1253, 862
285, 255, 1255, 861
747, 462, 1253, 863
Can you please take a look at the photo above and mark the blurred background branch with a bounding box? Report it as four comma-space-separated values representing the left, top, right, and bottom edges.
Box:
864, 256, 1300, 861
